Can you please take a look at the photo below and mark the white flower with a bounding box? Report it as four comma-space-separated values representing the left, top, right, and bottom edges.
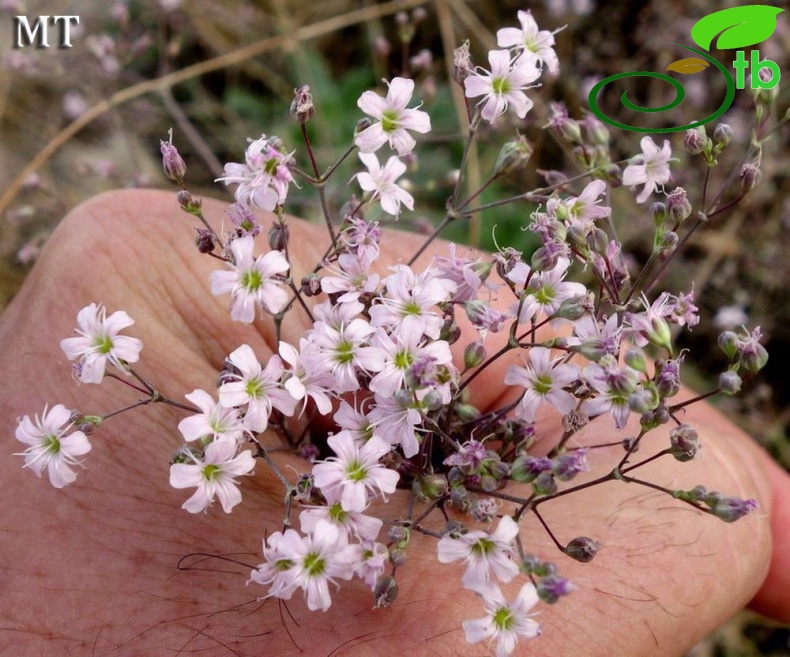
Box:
463, 583, 541, 657
15, 404, 92, 488
250, 520, 360, 611
355, 77, 431, 156
169, 437, 255, 513
354, 153, 414, 217
464, 49, 541, 123
218, 345, 296, 432
178, 388, 246, 443
622, 136, 673, 203
299, 500, 384, 542
504, 347, 579, 423
210, 235, 290, 323
311, 432, 399, 512
60, 303, 143, 384
496, 9, 562, 74
437, 515, 520, 589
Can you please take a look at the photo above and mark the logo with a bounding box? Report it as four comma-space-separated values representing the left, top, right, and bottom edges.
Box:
587, 5, 784, 133
13, 15, 80, 49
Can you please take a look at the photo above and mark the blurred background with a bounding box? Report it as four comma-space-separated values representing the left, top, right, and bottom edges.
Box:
0, 1, 787, 653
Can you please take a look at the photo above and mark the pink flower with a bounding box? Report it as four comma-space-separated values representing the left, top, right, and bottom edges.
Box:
504, 347, 579, 422
355, 77, 431, 156
311, 432, 399, 512
299, 500, 384, 542
210, 235, 290, 323
60, 303, 143, 384
250, 520, 360, 611
320, 253, 380, 304
218, 345, 296, 432
169, 437, 256, 513
496, 9, 562, 74
464, 49, 541, 122
437, 515, 520, 589
178, 389, 245, 443
622, 137, 673, 203
354, 153, 414, 217
15, 404, 91, 488
216, 135, 294, 211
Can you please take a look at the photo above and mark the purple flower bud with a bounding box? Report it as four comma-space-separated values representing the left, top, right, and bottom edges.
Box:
537, 575, 576, 604
564, 536, 601, 563
160, 133, 186, 182
194, 228, 215, 254
552, 449, 589, 481
532, 471, 557, 496
510, 455, 553, 483
683, 125, 708, 155
439, 318, 462, 344
709, 495, 758, 523
713, 123, 733, 146
736, 326, 769, 373
650, 201, 668, 226
655, 357, 682, 398
389, 548, 407, 567
666, 187, 691, 224
739, 161, 761, 191
581, 112, 610, 145
670, 424, 701, 462
471, 498, 499, 523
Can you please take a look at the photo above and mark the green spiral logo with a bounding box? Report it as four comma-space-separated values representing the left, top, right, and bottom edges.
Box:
587, 45, 736, 134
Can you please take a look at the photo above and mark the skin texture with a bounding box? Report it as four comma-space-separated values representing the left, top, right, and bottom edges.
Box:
0, 189, 787, 657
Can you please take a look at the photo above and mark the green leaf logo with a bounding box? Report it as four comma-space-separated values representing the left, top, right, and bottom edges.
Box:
691, 5, 784, 51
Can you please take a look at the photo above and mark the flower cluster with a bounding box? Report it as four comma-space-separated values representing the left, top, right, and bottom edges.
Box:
13, 8, 770, 657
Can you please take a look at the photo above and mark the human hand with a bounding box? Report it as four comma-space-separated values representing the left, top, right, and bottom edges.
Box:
1, 189, 787, 656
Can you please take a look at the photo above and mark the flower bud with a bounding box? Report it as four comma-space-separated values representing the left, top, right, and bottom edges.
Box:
683, 125, 708, 155
300, 273, 321, 297
552, 449, 589, 481
629, 386, 659, 413
464, 341, 487, 369
355, 117, 373, 135
268, 222, 289, 251
718, 330, 740, 360
439, 318, 461, 344
657, 230, 679, 252
537, 575, 575, 604
712, 123, 733, 146
471, 498, 499, 523
194, 228, 215, 254
160, 131, 186, 183
416, 474, 449, 500
708, 495, 758, 522
650, 201, 667, 227
624, 347, 648, 373
373, 576, 398, 608
581, 113, 610, 145
510, 455, 552, 483
290, 85, 314, 124
532, 471, 557, 496
739, 161, 761, 191
718, 370, 742, 395
552, 294, 592, 321
670, 424, 700, 462
494, 136, 534, 177
531, 245, 560, 272
177, 190, 202, 215
564, 536, 601, 562
389, 547, 407, 567
552, 115, 583, 144
602, 164, 622, 187
666, 187, 691, 224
